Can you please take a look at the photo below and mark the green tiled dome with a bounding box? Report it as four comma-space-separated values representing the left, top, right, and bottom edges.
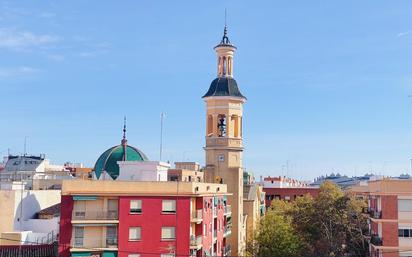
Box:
94, 145, 148, 180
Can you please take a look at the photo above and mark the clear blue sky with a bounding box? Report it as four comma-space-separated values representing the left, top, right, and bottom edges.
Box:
1, 1, 412, 181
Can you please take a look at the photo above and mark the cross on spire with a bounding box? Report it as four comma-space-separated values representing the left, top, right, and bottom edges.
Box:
121, 116, 127, 146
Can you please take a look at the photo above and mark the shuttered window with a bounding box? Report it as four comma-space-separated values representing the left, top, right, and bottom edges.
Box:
129, 227, 141, 240
161, 227, 175, 240
74, 227, 84, 247
399, 200, 412, 212
162, 200, 176, 213
130, 200, 142, 214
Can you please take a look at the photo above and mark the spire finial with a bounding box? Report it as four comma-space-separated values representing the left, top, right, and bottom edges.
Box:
225, 8, 227, 27
121, 116, 127, 146
220, 9, 231, 45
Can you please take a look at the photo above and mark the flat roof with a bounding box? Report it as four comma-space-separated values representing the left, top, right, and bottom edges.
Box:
62, 180, 229, 197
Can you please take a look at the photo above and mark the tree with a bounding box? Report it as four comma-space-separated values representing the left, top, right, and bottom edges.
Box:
247, 211, 303, 257
250, 181, 368, 257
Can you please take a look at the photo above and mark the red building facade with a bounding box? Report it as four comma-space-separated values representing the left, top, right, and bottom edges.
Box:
59, 180, 232, 257
263, 187, 320, 207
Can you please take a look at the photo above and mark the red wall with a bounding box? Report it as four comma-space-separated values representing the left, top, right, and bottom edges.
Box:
58, 195, 74, 257
381, 195, 398, 220
264, 187, 320, 207
118, 196, 191, 257
201, 197, 212, 254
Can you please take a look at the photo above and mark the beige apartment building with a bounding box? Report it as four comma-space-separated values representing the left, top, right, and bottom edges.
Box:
352, 179, 412, 257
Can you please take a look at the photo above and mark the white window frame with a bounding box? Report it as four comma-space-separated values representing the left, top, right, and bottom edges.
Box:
129, 227, 141, 241
161, 227, 176, 240
162, 200, 176, 213
74, 227, 84, 247
130, 200, 142, 214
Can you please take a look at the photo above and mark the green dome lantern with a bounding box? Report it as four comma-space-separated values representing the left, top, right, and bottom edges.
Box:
93, 118, 148, 180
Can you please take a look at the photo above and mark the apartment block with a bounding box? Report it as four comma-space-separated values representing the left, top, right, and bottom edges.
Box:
352, 179, 412, 257
59, 180, 232, 257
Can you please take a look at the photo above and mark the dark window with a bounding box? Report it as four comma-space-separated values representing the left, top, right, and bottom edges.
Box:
399, 229, 404, 237
405, 229, 410, 237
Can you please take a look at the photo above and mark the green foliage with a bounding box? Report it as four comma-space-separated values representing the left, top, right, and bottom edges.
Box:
249, 181, 368, 257
247, 211, 303, 257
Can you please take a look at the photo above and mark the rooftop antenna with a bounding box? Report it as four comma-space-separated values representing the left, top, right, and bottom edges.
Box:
24, 136, 28, 156
225, 8, 227, 27
160, 112, 165, 161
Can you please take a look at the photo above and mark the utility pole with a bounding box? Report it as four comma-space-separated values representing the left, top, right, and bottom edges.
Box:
410, 158, 412, 176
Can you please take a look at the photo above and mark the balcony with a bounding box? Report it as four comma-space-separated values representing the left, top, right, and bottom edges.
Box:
190, 235, 202, 250
224, 226, 232, 237
206, 137, 243, 149
191, 209, 203, 223
371, 210, 382, 219
223, 245, 231, 256
224, 205, 231, 216
361, 207, 369, 214
370, 234, 383, 246
73, 238, 118, 249
72, 211, 118, 222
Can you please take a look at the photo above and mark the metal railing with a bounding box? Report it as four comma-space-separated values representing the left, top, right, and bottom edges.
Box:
73, 238, 118, 248
224, 205, 231, 215
72, 210, 118, 220
370, 234, 383, 246
192, 209, 203, 220
224, 226, 232, 237
190, 235, 202, 246
371, 210, 382, 219
223, 245, 231, 256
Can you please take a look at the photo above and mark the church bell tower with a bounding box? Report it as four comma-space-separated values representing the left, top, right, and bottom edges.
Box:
203, 25, 246, 255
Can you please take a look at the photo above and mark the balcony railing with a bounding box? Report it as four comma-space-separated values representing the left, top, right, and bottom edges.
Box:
206, 137, 243, 148
224, 205, 231, 215
191, 209, 203, 222
190, 235, 202, 247
72, 210, 118, 220
73, 238, 118, 248
370, 234, 383, 246
224, 226, 232, 237
223, 245, 231, 256
371, 210, 382, 219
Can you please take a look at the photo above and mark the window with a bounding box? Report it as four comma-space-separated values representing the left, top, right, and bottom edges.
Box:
130, 200, 142, 214
399, 200, 412, 212
162, 200, 176, 213
74, 227, 84, 247
399, 229, 412, 238
74, 201, 86, 218
129, 227, 141, 241
204, 224, 207, 236
284, 195, 290, 201
106, 226, 117, 245
161, 227, 175, 240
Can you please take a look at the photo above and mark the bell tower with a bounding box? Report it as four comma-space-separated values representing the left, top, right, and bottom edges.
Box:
203, 25, 246, 256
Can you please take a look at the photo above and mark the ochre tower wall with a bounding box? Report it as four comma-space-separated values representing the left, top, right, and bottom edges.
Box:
204, 97, 246, 255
